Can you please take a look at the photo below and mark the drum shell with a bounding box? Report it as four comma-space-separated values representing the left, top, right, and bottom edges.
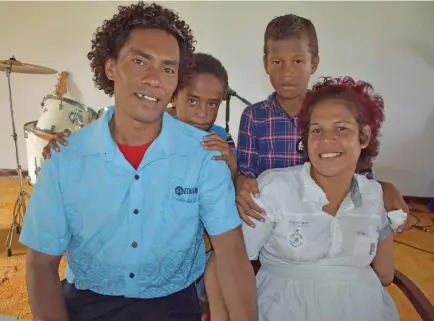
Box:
24, 120, 46, 186
35, 95, 97, 140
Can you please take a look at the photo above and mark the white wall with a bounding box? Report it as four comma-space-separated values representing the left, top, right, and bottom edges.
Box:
0, 1, 433, 197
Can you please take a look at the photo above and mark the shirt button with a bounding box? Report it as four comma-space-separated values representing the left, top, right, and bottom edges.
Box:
133, 209, 139, 215
134, 174, 140, 180
131, 241, 138, 248
129, 273, 135, 278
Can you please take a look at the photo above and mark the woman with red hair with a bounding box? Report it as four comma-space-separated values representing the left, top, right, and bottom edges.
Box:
242, 77, 399, 321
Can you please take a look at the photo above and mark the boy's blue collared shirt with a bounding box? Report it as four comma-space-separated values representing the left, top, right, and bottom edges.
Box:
20, 108, 241, 298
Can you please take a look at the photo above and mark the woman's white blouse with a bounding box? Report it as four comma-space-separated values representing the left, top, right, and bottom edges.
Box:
242, 163, 398, 321
243, 162, 393, 266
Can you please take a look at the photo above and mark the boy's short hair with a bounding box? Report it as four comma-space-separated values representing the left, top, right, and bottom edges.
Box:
182, 53, 229, 94
263, 14, 319, 58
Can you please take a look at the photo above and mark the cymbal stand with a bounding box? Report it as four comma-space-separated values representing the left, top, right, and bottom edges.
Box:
4, 61, 28, 257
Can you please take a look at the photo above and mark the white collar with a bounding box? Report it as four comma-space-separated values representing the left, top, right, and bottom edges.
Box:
300, 162, 363, 210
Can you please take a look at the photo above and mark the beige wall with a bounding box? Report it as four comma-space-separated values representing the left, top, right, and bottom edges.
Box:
0, 1, 433, 197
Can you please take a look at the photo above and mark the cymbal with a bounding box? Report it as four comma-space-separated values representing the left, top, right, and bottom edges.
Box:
0, 56, 57, 75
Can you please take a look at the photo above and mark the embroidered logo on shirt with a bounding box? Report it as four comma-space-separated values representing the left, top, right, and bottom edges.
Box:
369, 242, 376, 255
288, 228, 304, 248
296, 139, 304, 154
289, 220, 309, 227
175, 186, 198, 196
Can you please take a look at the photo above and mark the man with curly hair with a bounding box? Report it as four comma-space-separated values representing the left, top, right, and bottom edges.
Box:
19, 2, 257, 321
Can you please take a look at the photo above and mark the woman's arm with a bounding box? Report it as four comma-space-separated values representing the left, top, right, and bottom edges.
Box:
370, 180, 395, 286
371, 234, 394, 286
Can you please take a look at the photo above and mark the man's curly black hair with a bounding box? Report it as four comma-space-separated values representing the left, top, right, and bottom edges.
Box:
87, 1, 196, 97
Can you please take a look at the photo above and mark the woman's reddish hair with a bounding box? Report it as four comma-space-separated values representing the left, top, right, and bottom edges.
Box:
299, 76, 385, 171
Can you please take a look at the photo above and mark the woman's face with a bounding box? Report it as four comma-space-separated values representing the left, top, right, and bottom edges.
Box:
307, 99, 371, 178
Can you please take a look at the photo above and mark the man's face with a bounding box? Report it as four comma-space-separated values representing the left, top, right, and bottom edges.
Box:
105, 28, 180, 124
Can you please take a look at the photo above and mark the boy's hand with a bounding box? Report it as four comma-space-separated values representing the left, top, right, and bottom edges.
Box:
42, 129, 71, 160
201, 132, 237, 177
235, 175, 265, 227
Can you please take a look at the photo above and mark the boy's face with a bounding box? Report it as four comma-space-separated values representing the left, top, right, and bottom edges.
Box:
174, 73, 225, 131
264, 36, 319, 101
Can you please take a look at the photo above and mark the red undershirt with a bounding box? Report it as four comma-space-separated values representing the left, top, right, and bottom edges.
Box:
117, 143, 151, 170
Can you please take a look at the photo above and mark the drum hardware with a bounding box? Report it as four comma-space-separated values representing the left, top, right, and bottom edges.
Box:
96, 106, 113, 120
41, 96, 67, 112
23, 121, 46, 187
40, 96, 48, 112
1, 56, 57, 257
34, 158, 41, 178
69, 109, 85, 127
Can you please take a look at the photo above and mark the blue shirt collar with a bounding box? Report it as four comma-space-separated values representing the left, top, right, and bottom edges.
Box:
77, 108, 183, 161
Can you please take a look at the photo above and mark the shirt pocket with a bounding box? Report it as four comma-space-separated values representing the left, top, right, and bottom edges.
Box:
355, 234, 378, 264
353, 219, 379, 263
162, 183, 201, 250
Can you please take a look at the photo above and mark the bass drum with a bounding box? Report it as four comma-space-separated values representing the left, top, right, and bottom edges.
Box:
24, 120, 47, 186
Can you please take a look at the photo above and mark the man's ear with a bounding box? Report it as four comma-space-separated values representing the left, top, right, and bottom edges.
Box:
311, 55, 320, 74
171, 94, 179, 105
105, 58, 116, 81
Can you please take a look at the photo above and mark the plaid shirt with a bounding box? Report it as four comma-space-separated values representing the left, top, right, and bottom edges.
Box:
237, 93, 305, 178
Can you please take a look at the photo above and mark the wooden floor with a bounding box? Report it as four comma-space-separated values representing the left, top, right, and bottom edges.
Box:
0, 176, 433, 320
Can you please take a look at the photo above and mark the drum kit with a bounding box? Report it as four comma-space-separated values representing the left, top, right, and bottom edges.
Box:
1, 56, 110, 257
